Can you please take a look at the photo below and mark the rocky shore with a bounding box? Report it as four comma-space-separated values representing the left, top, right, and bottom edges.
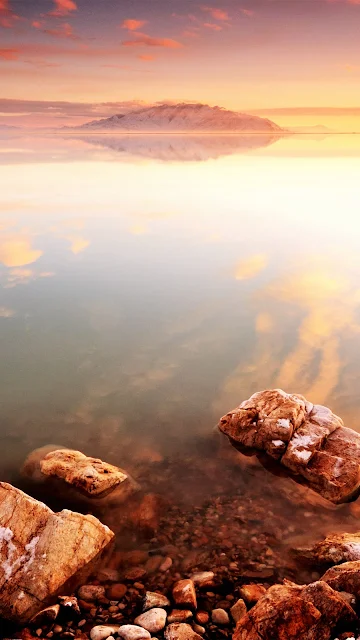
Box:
3, 390, 360, 640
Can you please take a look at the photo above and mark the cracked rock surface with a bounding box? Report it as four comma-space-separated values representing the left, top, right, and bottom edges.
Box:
0, 482, 114, 623
218, 389, 360, 503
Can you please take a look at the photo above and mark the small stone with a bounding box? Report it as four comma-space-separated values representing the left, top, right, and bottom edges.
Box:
96, 568, 120, 583
36, 630, 42, 637
90, 626, 120, 640
164, 623, 202, 640
239, 584, 267, 604
58, 596, 81, 615
78, 585, 106, 602
78, 620, 86, 627
30, 605, 60, 626
211, 609, 229, 625
193, 625, 205, 634
53, 626, 63, 634
190, 572, 214, 587
143, 591, 170, 612
124, 567, 147, 581
173, 579, 197, 609
106, 584, 127, 600
145, 555, 163, 573
167, 609, 193, 623
160, 557, 173, 572
230, 598, 247, 623
118, 624, 151, 640
134, 608, 167, 633
196, 612, 209, 625
108, 605, 119, 613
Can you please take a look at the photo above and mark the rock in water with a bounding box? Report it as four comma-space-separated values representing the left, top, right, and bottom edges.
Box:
218, 389, 360, 503
164, 623, 203, 640
172, 579, 197, 609
0, 482, 114, 623
233, 580, 357, 640
322, 560, 360, 597
294, 532, 360, 565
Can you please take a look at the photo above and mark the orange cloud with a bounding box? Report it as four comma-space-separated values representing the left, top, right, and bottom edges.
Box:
202, 6, 229, 20
0, 235, 43, 267
122, 32, 183, 48
0, 0, 19, 28
0, 47, 18, 60
204, 22, 222, 30
43, 22, 78, 39
49, 0, 77, 17
122, 19, 147, 31
235, 254, 268, 280
65, 235, 90, 254
138, 54, 155, 61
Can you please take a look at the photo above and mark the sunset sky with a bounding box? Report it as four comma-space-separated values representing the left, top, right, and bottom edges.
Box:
2, 0, 360, 129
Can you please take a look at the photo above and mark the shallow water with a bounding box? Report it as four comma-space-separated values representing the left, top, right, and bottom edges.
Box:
2, 132, 360, 518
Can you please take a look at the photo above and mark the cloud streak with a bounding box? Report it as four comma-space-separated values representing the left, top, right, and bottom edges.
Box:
49, 0, 78, 17
0, 0, 19, 28
122, 32, 183, 48
201, 6, 229, 21
122, 19, 147, 31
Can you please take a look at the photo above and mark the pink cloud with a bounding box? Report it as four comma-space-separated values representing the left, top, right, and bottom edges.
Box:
138, 54, 155, 61
241, 8, 254, 17
49, 0, 77, 17
122, 32, 183, 48
0, 47, 18, 59
43, 22, 78, 39
201, 6, 229, 21
203, 22, 222, 30
122, 19, 147, 31
0, 0, 20, 28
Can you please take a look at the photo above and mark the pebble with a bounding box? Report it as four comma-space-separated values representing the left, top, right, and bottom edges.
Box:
145, 555, 163, 573
193, 624, 205, 634
143, 591, 170, 611
96, 568, 120, 583
190, 571, 214, 587
160, 556, 173, 572
118, 624, 151, 640
58, 596, 81, 614
196, 612, 209, 625
239, 584, 267, 604
211, 608, 230, 625
134, 608, 167, 633
164, 623, 203, 640
230, 598, 247, 622
167, 609, 193, 623
106, 583, 127, 600
172, 579, 197, 609
124, 567, 147, 582
90, 625, 120, 640
78, 585, 106, 602
53, 626, 63, 634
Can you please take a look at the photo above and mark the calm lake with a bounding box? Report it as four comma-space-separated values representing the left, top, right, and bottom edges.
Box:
1, 131, 360, 492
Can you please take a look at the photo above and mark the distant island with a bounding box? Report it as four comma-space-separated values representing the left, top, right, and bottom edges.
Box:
68, 103, 284, 134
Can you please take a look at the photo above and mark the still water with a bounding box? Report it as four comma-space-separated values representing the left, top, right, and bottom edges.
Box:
1, 131, 360, 497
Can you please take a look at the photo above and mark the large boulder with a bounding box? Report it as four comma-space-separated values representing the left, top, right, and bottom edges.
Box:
233, 580, 357, 640
294, 532, 360, 565
218, 389, 360, 503
0, 482, 114, 623
322, 560, 360, 598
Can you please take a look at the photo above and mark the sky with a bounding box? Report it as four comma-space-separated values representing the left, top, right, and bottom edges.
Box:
2, 0, 360, 129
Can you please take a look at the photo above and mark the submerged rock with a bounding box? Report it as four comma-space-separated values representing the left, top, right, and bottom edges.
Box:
143, 591, 170, 611
0, 482, 114, 623
134, 608, 167, 633
172, 579, 197, 609
294, 532, 360, 565
164, 623, 203, 640
233, 580, 357, 640
218, 389, 360, 504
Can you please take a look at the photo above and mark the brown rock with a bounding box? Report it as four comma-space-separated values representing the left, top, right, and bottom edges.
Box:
211, 608, 229, 625
143, 591, 170, 611
295, 532, 360, 565
78, 585, 106, 602
322, 560, 360, 597
218, 389, 360, 504
172, 579, 197, 609
0, 482, 114, 623
234, 580, 357, 640
164, 623, 202, 640
124, 567, 147, 582
190, 571, 214, 587
196, 612, 209, 625
128, 493, 164, 536
167, 609, 193, 623
239, 584, 267, 604
145, 555, 163, 573
106, 583, 127, 600
58, 595, 81, 615
230, 598, 247, 623
29, 605, 60, 626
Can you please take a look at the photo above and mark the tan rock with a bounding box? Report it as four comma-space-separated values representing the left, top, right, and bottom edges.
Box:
164, 623, 202, 640
172, 579, 197, 609
22, 446, 139, 508
0, 482, 114, 623
143, 591, 170, 611
294, 532, 360, 565
239, 584, 267, 604
218, 389, 360, 504
230, 598, 247, 622
234, 580, 357, 640
134, 608, 167, 633
167, 609, 193, 623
